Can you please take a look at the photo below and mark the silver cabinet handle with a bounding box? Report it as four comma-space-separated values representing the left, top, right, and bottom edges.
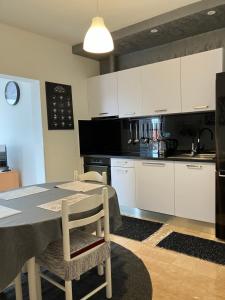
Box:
99, 112, 108, 115
154, 109, 168, 113
219, 171, 225, 177
124, 112, 135, 116
116, 161, 128, 165
186, 164, 202, 169
116, 169, 128, 174
142, 162, 165, 167
193, 105, 209, 110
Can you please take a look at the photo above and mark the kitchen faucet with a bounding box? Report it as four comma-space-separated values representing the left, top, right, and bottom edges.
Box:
196, 127, 214, 152
191, 139, 198, 157
191, 128, 214, 156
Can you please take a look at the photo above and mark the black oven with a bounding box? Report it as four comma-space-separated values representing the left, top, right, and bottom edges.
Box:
83, 156, 111, 185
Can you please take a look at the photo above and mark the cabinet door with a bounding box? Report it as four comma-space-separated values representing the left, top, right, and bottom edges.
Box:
117, 68, 142, 118
181, 48, 223, 113
111, 167, 136, 208
141, 58, 181, 115
87, 73, 118, 118
135, 160, 175, 215
175, 162, 215, 223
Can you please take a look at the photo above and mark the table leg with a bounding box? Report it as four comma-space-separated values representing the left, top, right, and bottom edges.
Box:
35, 264, 42, 300
14, 274, 23, 300
27, 257, 38, 300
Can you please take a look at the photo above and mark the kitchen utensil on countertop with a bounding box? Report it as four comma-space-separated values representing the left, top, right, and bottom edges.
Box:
134, 122, 139, 144
128, 122, 133, 144
144, 122, 149, 144
140, 123, 145, 144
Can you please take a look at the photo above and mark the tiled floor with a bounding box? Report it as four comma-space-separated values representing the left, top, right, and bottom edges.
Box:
111, 211, 225, 300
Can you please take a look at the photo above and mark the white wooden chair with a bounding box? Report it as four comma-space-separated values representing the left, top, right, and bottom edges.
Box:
36, 187, 112, 300
74, 169, 107, 276
74, 170, 107, 185
1, 274, 23, 300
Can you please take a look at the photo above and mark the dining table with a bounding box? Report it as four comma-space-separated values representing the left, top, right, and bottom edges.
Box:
0, 181, 122, 300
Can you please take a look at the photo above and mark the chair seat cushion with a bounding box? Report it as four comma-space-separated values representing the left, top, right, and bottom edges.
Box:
37, 230, 110, 281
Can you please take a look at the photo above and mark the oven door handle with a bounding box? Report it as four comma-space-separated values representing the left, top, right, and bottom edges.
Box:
219, 171, 225, 178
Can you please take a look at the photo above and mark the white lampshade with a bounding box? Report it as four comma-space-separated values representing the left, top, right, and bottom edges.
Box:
83, 17, 114, 54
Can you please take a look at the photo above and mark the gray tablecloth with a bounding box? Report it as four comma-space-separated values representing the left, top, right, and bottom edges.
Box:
0, 182, 122, 291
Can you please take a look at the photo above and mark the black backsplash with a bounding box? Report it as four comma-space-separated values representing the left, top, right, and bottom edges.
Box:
78, 112, 215, 157
164, 112, 215, 152
78, 119, 122, 155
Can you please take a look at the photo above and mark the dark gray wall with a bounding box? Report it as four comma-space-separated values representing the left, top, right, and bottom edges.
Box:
100, 27, 225, 74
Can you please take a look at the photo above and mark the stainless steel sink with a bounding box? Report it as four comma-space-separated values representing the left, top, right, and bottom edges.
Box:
168, 153, 216, 160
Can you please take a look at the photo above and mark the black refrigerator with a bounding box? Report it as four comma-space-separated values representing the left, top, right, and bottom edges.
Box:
216, 72, 225, 239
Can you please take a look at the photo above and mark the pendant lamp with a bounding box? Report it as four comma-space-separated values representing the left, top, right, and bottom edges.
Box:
83, 1, 114, 54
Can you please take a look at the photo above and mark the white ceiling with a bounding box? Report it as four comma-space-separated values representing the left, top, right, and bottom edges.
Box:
0, 0, 201, 45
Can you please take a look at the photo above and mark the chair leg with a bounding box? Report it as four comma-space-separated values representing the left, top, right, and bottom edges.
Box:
97, 264, 104, 276
35, 264, 42, 300
14, 273, 23, 300
65, 281, 73, 300
105, 257, 112, 299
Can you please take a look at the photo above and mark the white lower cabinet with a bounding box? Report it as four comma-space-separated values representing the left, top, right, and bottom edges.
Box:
135, 160, 175, 215
111, 157, 215, 223
111, 159, 136, 208
174, 162, 215, 223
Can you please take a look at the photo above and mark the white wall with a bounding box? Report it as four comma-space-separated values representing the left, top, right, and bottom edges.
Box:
0, 76, 45, 185
0, 23, 99, 182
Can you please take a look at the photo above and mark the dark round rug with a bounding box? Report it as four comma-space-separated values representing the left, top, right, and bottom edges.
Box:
1, 242, 152, 300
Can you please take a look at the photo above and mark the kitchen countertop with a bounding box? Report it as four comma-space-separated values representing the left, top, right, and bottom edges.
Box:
82, 154, 216, 163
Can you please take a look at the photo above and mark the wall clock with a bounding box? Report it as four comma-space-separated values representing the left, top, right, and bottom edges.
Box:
5, 81, 20, 106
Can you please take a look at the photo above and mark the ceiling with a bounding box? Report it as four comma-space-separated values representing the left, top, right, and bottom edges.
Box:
0, 0, 201, 45
72, 0, 225, 60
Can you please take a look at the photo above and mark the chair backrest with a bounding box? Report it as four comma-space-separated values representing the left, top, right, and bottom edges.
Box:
61, 187, 110, 262
74, 170, 107, 184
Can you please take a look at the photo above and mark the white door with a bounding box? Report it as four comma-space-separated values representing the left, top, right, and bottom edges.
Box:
141, 58, 181, 115
135, 160, 175, 215
117, 67, 142, 118
87, 73, 118, 118
175, 162, 215, 223
181, 48, 223, 113
111, 167, 136, 208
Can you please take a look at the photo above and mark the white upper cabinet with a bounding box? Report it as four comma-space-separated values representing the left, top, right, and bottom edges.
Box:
87, 73, 118, 118
181, 48, 223, 113
87, 49, 223, 119
141, 58, 181, 115
117, 67, 142, 118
